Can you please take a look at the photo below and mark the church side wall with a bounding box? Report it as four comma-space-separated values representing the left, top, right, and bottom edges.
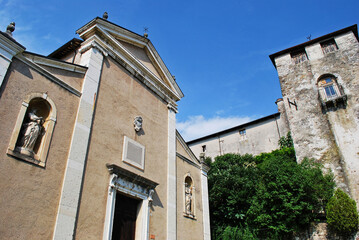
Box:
175, 145, 204, 240
75, 56, 169, 240
0, 58, 80, 239
189, 114, 288, 160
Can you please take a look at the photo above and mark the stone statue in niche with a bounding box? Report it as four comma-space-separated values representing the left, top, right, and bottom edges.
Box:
134, 116, 143, 132
185, 183, 193, 214
17, 110, 44, 158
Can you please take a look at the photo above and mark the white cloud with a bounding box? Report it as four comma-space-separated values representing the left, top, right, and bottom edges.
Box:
177, 115, 253, 142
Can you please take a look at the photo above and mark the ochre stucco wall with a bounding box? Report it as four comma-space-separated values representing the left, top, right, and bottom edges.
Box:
176, 153, 204, 239
75, 56, 169, 239
0, 58, 80, 239
40, 65, 84, 92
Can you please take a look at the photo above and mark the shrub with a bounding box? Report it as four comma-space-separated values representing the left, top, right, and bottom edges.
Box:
326, 189, 359, 235
247, 157, 334, 238
278, 132, 293, 149
214, 226, 258, 240
208, 150, 335, 239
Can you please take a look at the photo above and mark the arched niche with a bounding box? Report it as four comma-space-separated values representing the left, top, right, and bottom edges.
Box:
7, 92, 57, 167
183, 173, 195, 218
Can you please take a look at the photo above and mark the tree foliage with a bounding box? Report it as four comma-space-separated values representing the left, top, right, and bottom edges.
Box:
326, 189, 359, 235
208, 147, 335, 239
278, 132, 294, 149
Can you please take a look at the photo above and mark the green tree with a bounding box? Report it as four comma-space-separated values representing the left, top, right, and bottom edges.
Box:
326, 189, 359, 236
208, 153, 259, 238
278, 132, 294, 149
248, 155, 334, 238
208, 148, 335, 239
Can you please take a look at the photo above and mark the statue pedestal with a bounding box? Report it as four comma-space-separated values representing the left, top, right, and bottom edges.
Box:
15, 147, 35, 158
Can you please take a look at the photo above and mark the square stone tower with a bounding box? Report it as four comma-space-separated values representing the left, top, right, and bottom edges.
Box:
270, 25, 359, 204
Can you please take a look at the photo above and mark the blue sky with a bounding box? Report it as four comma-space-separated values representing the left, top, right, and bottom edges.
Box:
1, 0, 358, 141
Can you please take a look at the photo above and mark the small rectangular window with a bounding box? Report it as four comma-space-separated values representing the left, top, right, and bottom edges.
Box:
239, 129, 247, 141
291, 50, 308, 64
321, 39, 338, 54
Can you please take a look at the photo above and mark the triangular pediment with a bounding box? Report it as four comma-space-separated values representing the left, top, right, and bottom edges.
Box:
76, 17, 183, 102
115, 38, 175, 90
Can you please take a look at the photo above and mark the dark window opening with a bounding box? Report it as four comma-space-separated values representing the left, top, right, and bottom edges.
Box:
321, 39, 338, 54
291, 50, 308, 64
202, 145, 206, 152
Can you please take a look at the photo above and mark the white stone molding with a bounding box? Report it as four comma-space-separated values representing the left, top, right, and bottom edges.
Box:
167, 106, 177, 240
77, 18, 183, 99
16, 54, 81, 97
0, 32, 25, 89
0, 33, 25, 61
52, 46, 104, 240
104, 165, 158, 240
176, 131, 201, 166
201, 164, 211, 240
23, 52, 87, 74
84, 34, 176, 104
77, 22, 183, 102
7, 92, 57, 167
167, 102, 178, 113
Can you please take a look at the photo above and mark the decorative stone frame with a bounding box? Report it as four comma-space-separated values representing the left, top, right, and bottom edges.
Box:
7, 92, 57, 167
183, 173, 196, 219
103, 164, 158, 240
317, 74, 347, 112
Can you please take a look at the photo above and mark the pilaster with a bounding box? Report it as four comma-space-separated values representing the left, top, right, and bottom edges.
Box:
167, 103, 177, 240
201, 163, 211, 240
52, 46, 104, 240
0, 32, 25, 89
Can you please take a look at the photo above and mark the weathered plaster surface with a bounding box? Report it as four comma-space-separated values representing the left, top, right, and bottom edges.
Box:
0, 59, 79, 239
274, 31, 359, 203
189, 113, 289, 160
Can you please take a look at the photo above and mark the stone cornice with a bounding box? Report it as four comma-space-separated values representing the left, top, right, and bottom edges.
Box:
23, 52, 87, 74
176, 130, 201, 165
176, 153, 201, 169
79, 33, 181, 105
15, 54, 82, 97
76, 18, 183, 101
106, 164, 159, 190
0, 32, 25, 61
77, 18, 148, 48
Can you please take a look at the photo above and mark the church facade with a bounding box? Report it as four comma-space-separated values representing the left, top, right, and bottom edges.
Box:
0, 16, 210, 240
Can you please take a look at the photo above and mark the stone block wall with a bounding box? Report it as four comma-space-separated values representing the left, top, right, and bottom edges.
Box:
272, 28, 359, 204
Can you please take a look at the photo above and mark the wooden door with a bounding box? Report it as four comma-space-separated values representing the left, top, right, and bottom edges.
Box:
112, 193, 140, 240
